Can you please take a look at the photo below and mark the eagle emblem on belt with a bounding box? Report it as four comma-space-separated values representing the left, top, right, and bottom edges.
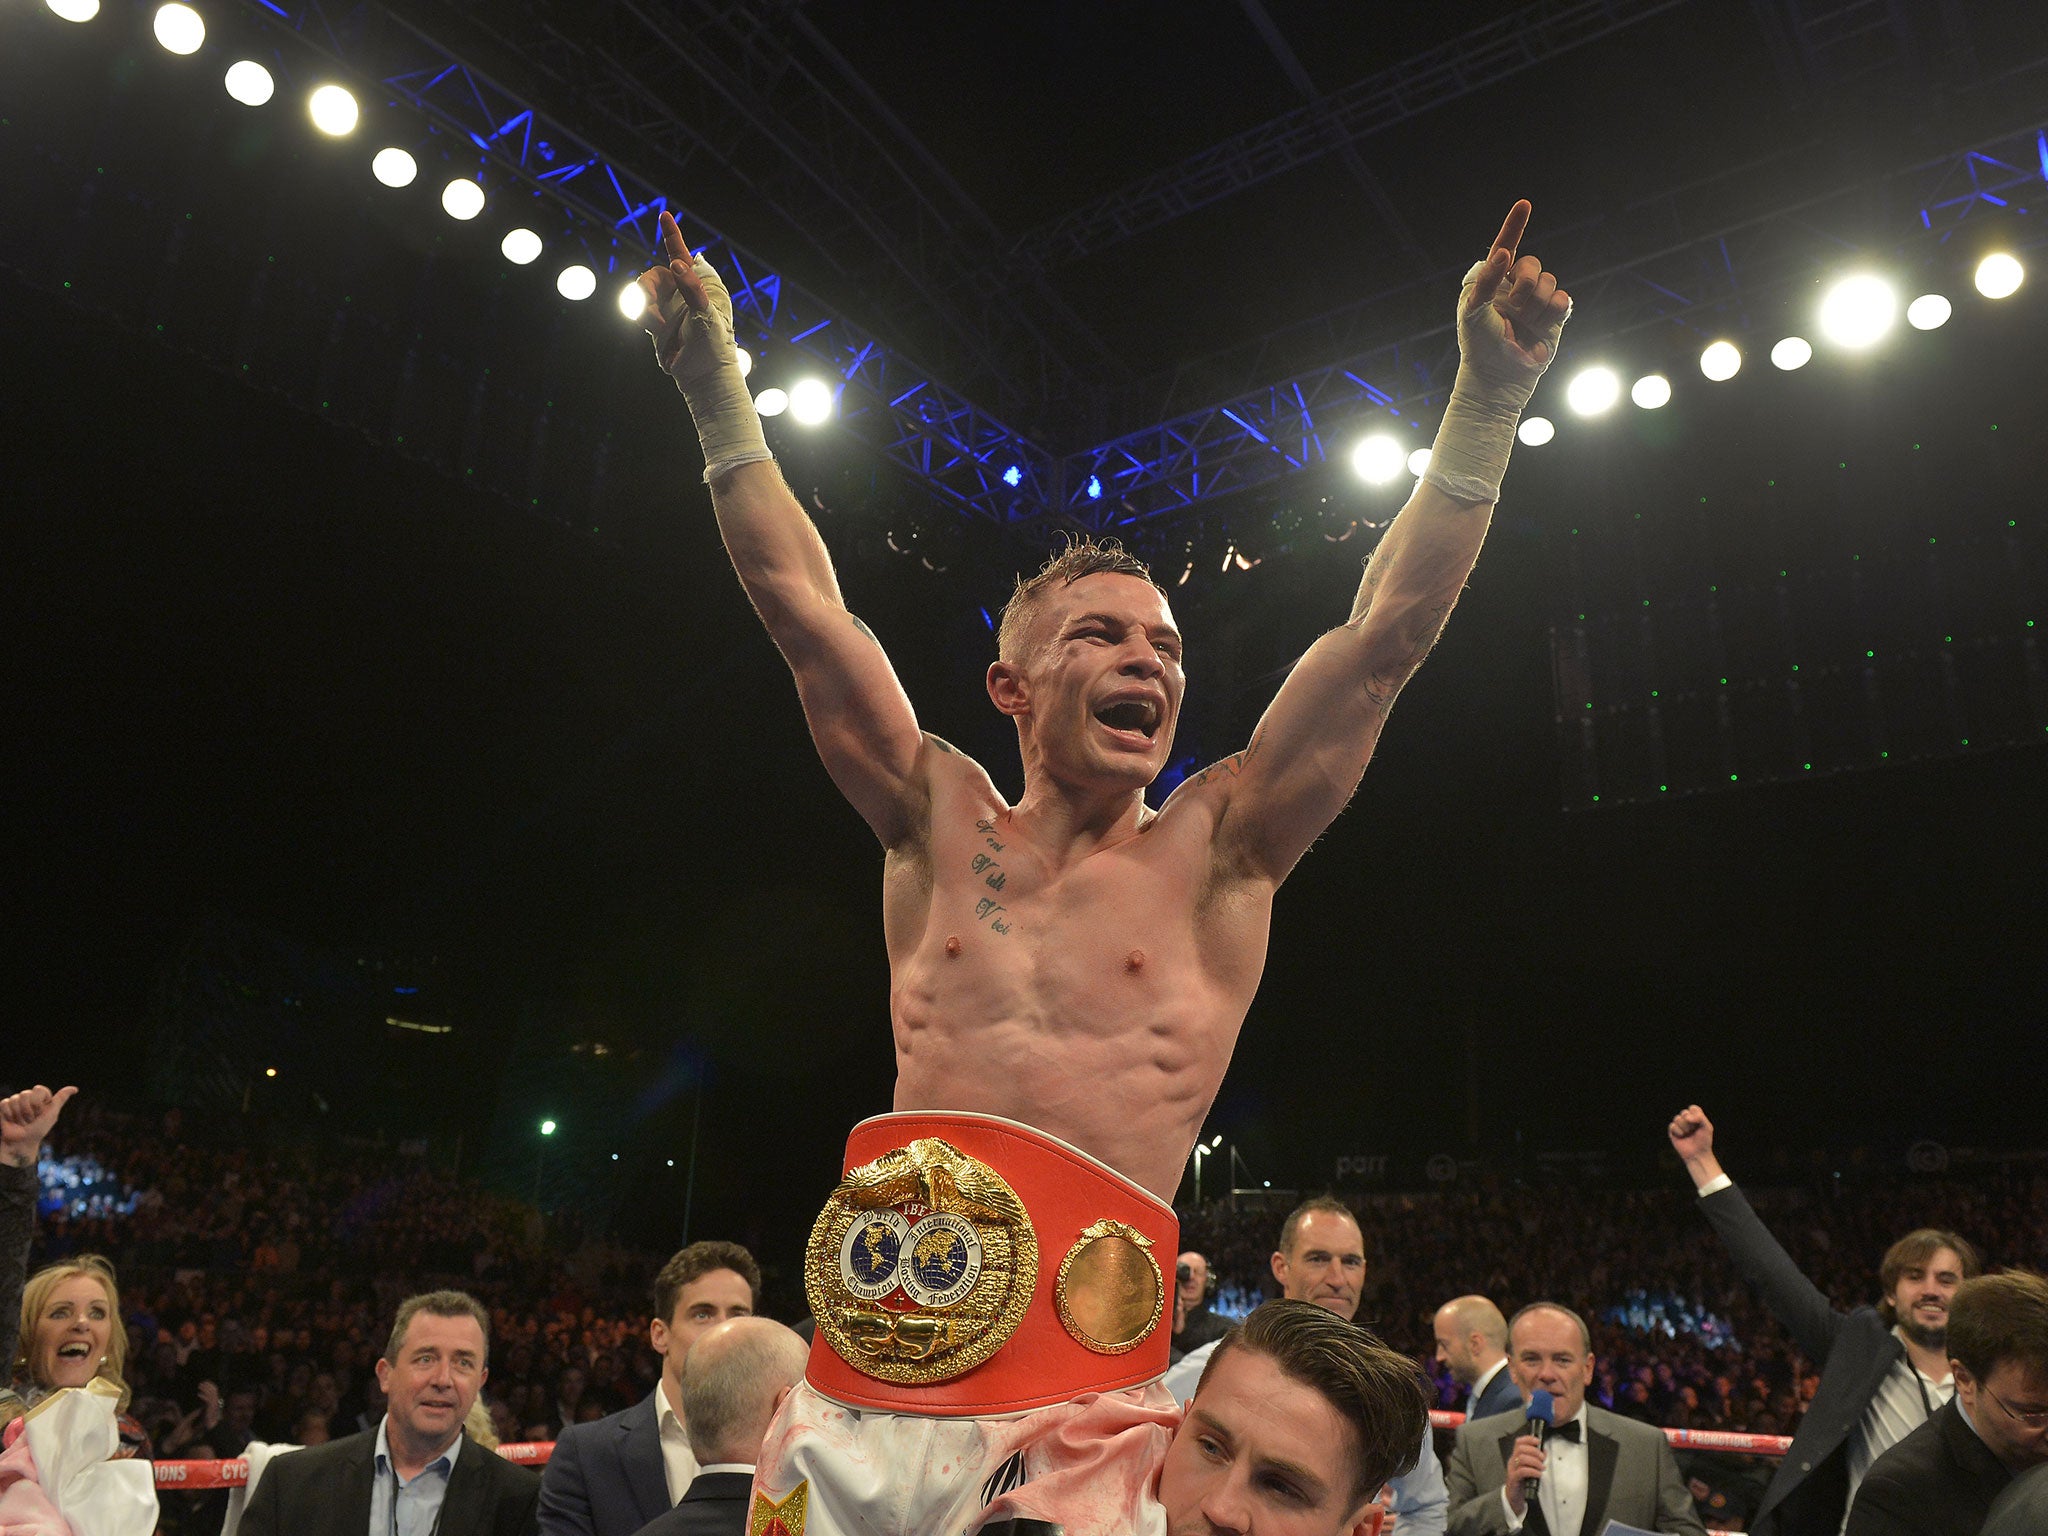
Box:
805, 1137, 1039, 1384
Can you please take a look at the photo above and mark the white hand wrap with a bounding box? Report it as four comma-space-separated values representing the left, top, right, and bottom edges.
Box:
1421, 257, 1566, 505
646, 256, 774, 484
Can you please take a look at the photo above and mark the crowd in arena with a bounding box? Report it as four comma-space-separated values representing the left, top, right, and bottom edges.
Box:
8, 1087, 2048, 1535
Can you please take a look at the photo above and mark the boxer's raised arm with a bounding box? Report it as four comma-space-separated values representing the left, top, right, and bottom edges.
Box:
639, 212, 927, 847
1194, 202, 1569, 882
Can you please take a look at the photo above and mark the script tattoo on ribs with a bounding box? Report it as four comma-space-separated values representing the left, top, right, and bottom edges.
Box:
970, 817, 1011, 934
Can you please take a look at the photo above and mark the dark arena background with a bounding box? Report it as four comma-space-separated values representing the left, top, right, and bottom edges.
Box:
5, 1, 2047, 1531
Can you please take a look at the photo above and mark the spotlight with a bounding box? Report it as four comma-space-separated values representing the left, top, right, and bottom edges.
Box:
500, 228, 542, 265
734, 347, 753, 379
1086, 475, 1103, 500
1906, 294, 1951, 330
224, 61, 273, 106
1002, 464, 1023, 488
788, 378, 835, 426
364, 149, 416, 189
556, 265, 595, 301
46, 0, 100, 21
1974, 253, 2023, 299
1631, 374, 1671, 409
755, 388, 789, 417
1517, 416, 1555, 446
1565, 366, 1621, 416
1818, 274, 1897, 349
1770, 337, 1813, 371
1350, 434, 1405, 484
441, 179, 485, 220
153, 3, 203, 54
1406, 447, 1432, 478
308, 85, 359, 137
617, 281, 646, 320
1699, 341, 1742, 381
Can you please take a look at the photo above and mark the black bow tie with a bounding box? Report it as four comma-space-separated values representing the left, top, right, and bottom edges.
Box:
1545, 1418, 1583, 1443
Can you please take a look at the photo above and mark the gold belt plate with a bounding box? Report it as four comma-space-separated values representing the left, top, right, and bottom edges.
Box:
805, 1136, 1039, 1384
1054, 1218, 1164, 1354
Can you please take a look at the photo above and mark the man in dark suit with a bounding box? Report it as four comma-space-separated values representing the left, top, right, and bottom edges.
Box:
1446, 1302, 1705, 1536
1668, 1104, 1980, 1536
539, 1241, 759, 1536
1843, 1269, 2048, 1535
238, 1289, 539, 1536
1435, 1295, 1520, 1423
629, 1317, 809, 1536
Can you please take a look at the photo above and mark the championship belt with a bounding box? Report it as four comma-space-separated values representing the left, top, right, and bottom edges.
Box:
803, 1111, 1177, 1416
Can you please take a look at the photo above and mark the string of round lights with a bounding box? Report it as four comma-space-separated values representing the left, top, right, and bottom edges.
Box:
1341, 265, 2024, 485
32, 0, 842, 431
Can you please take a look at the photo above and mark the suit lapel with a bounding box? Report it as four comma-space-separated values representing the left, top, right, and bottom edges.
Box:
622, 1389, 673, 1517
1581, 1416, 1620, 1536
341, 1436, 378, 1536
435, 1437, 486, 1536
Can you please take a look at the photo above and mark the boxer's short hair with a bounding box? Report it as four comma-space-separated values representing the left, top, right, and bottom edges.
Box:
996, 538, 1162, 662
1196, 1299, 1428, 1504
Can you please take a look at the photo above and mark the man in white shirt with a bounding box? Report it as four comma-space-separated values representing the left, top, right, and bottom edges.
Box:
1436, 1295, 1519, 1422
540, 1242, 759, 1536
1444, 1303, 1704, 1536
633, 1318, 809, 1536
1163, 1197, 1450, 1534
1668, 1104, 1979, 1536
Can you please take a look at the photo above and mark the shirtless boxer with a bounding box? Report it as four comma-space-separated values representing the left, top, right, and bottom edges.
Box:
637, 199, 1570, 1535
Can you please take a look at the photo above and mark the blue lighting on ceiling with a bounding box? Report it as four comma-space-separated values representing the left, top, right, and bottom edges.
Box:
394, 986, 418, 995
1086, 475, 1103, 500
1002, 464, 1023, 487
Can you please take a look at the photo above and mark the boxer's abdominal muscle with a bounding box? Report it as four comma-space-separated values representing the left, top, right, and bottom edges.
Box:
881, 796, 1274, 1203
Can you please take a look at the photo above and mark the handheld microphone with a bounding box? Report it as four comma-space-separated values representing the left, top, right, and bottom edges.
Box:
1522, 1388, 1555, 1503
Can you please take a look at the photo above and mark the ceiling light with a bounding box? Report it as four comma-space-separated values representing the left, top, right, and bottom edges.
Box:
1906, 294, 1951, 330
308, 85, 359, 137
370, 148, 416, 188
1565, 366, 1620, 416
441, 179, 485, 220
1630, 374, 1671, 409
1517, 416, 1555, 446
153, 3, 204, 55
754, 388, 789, 417
788, 378, 835, 425
1350, 434, 1405, 484
1974, 253, 2023, 299
556, 265, 595, 301
1699, 341, 1742, 382
1770, 337, 1813, 370
224, 61, 274, 106
500, 229, 542, 265
1818, 275, 1897, 349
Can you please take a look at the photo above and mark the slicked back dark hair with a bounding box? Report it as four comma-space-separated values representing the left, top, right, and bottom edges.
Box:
996, 537, 1163, 662
1194, 1299, 1428, 1506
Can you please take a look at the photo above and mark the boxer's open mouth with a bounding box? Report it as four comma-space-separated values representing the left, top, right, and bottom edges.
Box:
1093, 699, 1161, 739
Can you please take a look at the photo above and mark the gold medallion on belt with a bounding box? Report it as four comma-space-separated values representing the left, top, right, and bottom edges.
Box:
805, 1137, 1039, 1384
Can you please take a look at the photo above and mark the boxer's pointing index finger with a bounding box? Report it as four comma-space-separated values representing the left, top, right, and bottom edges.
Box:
659, 209, 690, 264
1490, 200, 1531, 262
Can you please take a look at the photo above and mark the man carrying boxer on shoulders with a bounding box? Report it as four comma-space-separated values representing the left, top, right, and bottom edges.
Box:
634, 197, 1571, 1536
